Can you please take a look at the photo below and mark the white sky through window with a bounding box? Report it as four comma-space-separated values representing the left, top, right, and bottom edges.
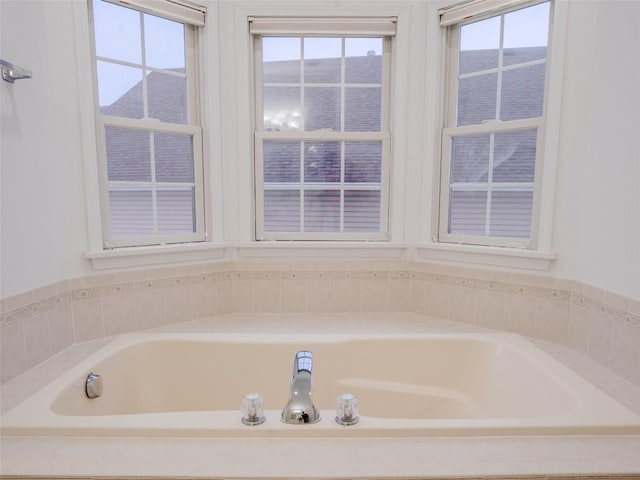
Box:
94, 0, 185, 106
261, 37, 383, 62
460, 2, 550, 51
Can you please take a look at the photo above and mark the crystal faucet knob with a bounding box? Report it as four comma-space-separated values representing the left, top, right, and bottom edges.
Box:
335, 393, 359, 425
241, 393, 266, 425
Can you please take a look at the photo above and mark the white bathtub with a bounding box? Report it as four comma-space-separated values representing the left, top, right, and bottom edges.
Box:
2, 332, 640, 437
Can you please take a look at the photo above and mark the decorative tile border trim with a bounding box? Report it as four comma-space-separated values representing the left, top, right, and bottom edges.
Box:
537, 286, 573, 301
0, 292, 69, 326
423, 272, 573, 301
2, 267, 639, 329
71, 283, 133, 300
134, 277, 191, 291
572, 293, 640, 328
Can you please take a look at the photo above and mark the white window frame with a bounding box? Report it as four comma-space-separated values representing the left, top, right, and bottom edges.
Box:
89, 0, 206, 249
437, 0, 552, 249
251, 18, 395, 241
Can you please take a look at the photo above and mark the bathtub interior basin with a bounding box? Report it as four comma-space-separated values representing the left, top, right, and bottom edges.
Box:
2, 332, 640, 437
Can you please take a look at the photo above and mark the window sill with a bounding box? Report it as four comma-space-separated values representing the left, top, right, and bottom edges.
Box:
411, 243, 557, 271
84, 241, 555, 272
84, 243, 230, 270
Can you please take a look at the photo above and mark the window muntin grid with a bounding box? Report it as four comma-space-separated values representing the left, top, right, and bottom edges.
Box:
255, 34, 391, 240
90, 0, 204, 247
440, 1, 550, 247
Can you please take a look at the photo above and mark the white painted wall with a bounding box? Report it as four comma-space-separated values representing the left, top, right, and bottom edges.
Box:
1, 0, 638, 302
1, 1, 90, 297
551, 0, 640, 301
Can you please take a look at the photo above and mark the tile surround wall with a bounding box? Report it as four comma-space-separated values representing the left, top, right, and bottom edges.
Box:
2, 260, 639, 386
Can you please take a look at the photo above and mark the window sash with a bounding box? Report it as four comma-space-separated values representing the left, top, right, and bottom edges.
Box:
96, 118, 206, 248
253, 33, 392, 241
90, 0, 205, 248
255, 134, 390, 241
438, 1, 550, 248
440, 124, 543, 246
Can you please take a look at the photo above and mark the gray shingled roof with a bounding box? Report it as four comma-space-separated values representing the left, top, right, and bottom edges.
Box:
458, 47, 546, 126
263, 54, 382, 133
101, 68, 187, 122
104, 49, 544, 182
102, 69, 193, 184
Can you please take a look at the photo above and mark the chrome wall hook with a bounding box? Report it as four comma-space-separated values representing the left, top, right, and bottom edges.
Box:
1, 59, 32, 83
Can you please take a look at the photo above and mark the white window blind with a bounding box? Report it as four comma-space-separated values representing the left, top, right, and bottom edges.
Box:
439, 0, 539, 26
249, 17, 396, 36
104, 0, 205, 26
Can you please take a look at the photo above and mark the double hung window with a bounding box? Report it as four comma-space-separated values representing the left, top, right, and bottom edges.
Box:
90, 0, 205, 248
252, 18, 395, 240
438, 1, 551, 248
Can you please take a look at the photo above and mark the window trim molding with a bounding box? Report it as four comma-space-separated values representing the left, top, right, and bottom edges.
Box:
73, 0, 104, 253
216, 1, 414, 245
436, 0, 557, 250
412, 242, 556, 271
535, 0, 568, 253
87, 0, 207, 249
426, 0, 568, 254
83, 240, 555, 271
252, 29, 394, 241
84, 242, 228, 270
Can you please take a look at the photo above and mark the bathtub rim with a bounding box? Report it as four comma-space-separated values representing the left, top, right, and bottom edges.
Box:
2, 330, 640, 438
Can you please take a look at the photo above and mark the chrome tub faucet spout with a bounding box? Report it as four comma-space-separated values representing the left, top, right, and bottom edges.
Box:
281, 351, 320, 424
